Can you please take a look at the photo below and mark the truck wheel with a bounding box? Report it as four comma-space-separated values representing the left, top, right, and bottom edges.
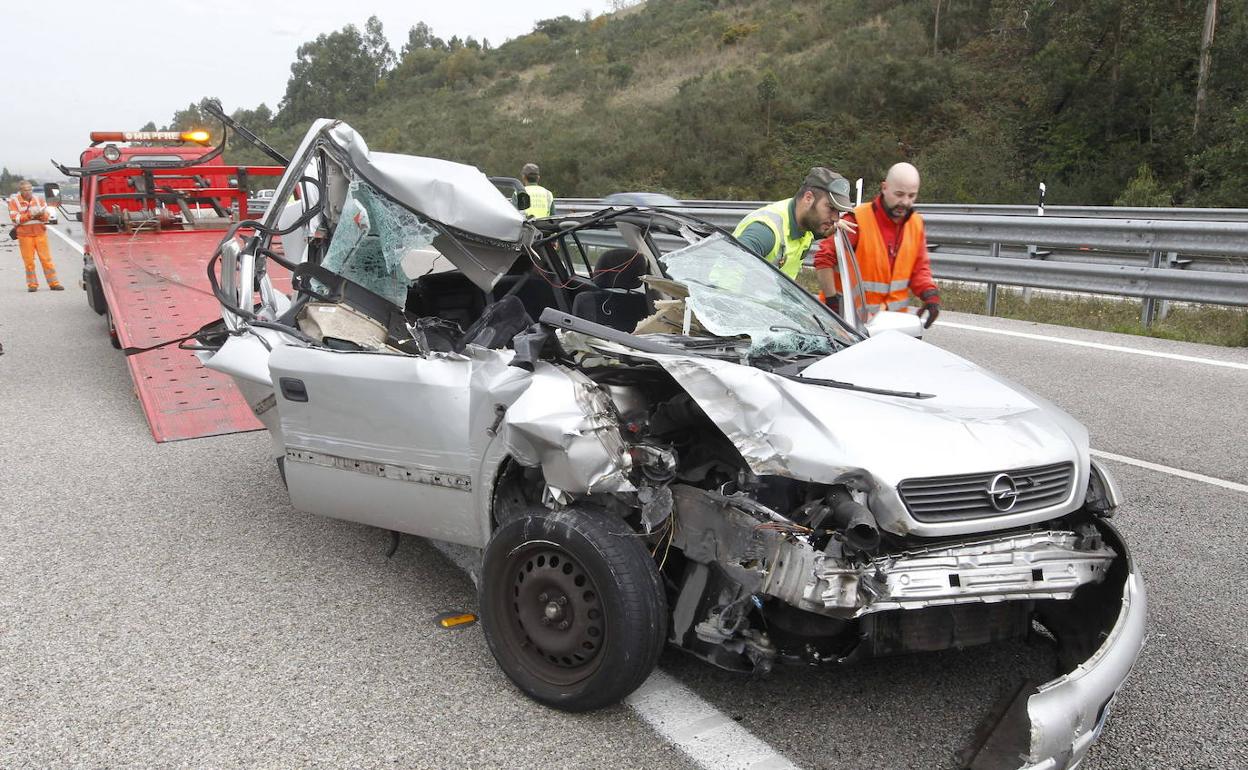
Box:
480, 507, 667, 712
83, 262, 107, 316
106, 308, 121, 350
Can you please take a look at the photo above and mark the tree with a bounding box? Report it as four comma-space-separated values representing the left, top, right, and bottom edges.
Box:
1193, 0, 1218, 138
364, 15, 397, 79
437, 48, 482, 88
402, 22, 439, 56
0, 167, 21, 195
278, 24, 380, 124
232, 103, 273, 128
757, 70, 779, 138
166, 98, 219, 131
1114, 164, 1173, 206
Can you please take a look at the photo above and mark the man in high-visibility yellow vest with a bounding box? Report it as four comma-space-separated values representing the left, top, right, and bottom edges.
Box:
521, 163, 554, 218
732, 167, 854, 279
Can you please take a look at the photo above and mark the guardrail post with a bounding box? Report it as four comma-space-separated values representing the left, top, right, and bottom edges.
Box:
1022, 245, 1035, 305
986, 242, 1000, 316
1022, 187, 1045, 306
1157, 252, 1190, 322
1140, 250, 1163, 327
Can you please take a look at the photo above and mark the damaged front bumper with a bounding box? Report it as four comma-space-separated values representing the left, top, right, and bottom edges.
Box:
670, 486, 1145, 770
1014, 531, 1145, 770
764, 528, 1119, 618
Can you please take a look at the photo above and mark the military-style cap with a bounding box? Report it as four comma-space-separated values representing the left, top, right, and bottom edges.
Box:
803, 167, 854, 212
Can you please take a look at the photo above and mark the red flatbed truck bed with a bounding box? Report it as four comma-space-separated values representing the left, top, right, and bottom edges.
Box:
75, 135, 287, 441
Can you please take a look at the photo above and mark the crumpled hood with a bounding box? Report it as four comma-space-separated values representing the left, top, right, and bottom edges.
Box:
652, 331, 1089, 488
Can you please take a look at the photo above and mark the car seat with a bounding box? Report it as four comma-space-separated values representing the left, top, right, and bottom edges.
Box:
571, 248, 649, 332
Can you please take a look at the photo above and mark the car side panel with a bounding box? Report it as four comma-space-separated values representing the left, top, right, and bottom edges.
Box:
268, 345, 480, 545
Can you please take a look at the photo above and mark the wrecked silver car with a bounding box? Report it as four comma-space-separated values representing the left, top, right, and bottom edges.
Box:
199, 120, 1145, 770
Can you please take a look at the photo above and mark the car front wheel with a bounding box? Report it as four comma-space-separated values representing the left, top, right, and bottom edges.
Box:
480, 507, 667, 712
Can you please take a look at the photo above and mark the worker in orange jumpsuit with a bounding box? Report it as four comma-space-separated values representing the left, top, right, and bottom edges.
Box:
812, 162, 939, 327
7, 180, 63, 292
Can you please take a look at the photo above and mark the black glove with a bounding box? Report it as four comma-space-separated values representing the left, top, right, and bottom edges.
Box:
917, 291, 940, 328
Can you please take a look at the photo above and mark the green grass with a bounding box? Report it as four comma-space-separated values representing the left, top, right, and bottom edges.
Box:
794, 270, 1248, 347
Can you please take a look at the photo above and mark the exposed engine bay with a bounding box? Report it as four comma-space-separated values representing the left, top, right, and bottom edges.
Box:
491, 344, 1124, 677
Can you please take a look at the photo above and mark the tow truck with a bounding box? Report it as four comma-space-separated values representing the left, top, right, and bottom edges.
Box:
58, 116, 288, 442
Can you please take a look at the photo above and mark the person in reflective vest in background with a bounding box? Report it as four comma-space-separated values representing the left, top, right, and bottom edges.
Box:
733, 167, 854, 279
7, 180, 62, 292
521, 163, 554, 218
813, 162, 939, 327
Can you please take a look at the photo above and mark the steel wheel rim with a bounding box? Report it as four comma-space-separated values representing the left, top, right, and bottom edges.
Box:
497, 541, 607, 687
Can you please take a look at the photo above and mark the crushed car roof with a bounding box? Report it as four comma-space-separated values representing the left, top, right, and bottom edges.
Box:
326, 122, 527, 246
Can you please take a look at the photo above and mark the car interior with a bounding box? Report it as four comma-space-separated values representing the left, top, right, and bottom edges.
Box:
282, 188, 659, 356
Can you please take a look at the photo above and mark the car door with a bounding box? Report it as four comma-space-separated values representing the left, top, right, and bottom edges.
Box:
267, 344, 480, 546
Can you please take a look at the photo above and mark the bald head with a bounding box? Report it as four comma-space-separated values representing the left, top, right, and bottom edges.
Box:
880, 163, 920, 221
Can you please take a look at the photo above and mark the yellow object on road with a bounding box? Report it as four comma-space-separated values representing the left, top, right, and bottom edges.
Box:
437, 612, 478, 629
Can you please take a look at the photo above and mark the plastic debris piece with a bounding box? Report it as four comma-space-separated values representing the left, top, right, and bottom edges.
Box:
437, 612, 479, 629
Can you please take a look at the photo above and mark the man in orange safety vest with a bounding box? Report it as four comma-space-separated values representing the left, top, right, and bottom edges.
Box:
813, 162, 939, 327
7, 180, 63, 292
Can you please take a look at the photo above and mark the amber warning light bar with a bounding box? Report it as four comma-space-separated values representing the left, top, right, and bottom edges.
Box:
89, 130, 211, 144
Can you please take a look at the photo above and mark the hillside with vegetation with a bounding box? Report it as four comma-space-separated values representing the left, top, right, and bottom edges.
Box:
158, 0, 1245, 206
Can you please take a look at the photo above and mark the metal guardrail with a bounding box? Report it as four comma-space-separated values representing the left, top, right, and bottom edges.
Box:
561, 198, 1248, 222
555, 199, 1248, 322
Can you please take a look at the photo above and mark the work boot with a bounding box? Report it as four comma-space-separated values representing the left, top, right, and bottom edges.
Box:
27, 286, 37, 292
50, 284, 64, 291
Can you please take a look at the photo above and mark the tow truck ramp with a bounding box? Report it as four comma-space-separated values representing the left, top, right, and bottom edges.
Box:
97, 231, 287, 442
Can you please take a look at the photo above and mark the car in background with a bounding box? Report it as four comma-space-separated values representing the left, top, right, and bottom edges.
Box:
246, 188, 278, 216
603, 191, 681, 206
489, 176, 530, 211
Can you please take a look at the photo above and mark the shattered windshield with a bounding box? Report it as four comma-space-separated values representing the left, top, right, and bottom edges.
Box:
657, 233, 856, 355
321, 180, 440, 306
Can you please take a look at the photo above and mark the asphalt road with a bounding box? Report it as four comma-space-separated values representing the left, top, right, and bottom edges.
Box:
1, 229, 1245, 769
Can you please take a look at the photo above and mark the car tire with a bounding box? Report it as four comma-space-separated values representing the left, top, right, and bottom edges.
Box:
480, 507, 667, 712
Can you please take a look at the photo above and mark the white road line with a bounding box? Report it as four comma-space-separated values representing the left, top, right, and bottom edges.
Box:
428, 540, 800, 770
46, 225, 84, 254
1091, 449, 1248, 494
626, 671, 800, 770
939, 321, 1248, 371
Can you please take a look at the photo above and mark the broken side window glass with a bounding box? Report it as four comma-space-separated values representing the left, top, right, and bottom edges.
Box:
321, 181, 440, 307
658, 233, 855, 355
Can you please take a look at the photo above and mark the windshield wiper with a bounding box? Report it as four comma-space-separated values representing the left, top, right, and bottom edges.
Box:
809, 313, 849, 349
778, 372, 934, 400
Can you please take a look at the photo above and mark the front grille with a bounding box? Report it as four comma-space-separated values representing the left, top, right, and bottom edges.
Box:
898, 462, 1075, 522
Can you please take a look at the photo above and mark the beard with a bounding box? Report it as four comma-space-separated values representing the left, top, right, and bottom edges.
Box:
799, 208, 831, 237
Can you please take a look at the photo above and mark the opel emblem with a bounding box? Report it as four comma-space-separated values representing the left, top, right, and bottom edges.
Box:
987, 473, 1019, 511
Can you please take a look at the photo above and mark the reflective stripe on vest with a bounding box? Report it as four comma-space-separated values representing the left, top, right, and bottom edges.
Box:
524, 185, 553, 218
732, 199, 811, 279
845, 202, 923, 316
8, 194, 48, 236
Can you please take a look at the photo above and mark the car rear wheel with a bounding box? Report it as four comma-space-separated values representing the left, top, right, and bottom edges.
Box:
480, 507, 667, 712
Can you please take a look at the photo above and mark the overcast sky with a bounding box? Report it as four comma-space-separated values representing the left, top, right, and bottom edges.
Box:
3, 1, 615, 180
